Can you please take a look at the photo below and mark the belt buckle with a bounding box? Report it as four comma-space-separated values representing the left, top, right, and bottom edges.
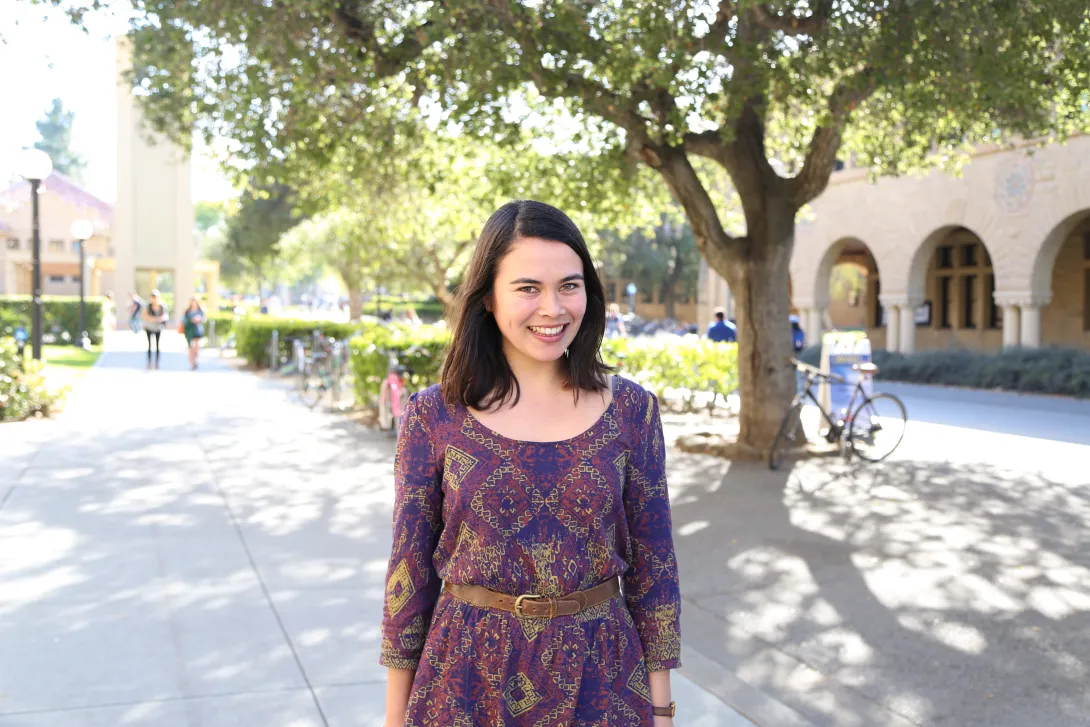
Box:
514, 594, 544, 618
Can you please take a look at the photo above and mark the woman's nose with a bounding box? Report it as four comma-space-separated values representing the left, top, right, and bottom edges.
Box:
538, 291, 565, 317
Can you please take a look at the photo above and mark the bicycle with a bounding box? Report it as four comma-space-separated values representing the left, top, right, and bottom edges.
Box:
377, 357, 411, 436
297, 330, 351, 410
769, 358, 908, 471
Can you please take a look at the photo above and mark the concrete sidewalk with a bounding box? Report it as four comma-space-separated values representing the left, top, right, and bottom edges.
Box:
0, 332, 756, 726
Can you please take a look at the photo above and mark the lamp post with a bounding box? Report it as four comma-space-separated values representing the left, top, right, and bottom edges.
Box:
17, 149, 53, 361
71, 219, 95, 351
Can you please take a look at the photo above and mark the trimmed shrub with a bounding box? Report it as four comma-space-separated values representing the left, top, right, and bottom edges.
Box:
204, 311, 240, 344
0, 295, 108, 345
601, 336, 738, 411
0, 337, 64, 421
348, 323, 451, 405
234, 316, 359, 368
798, 343, 1090, 398
0, 307, 29, 338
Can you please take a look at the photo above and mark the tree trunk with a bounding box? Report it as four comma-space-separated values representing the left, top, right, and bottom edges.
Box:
722, 205, 798, 454
434, 282, 455, 311
661, 280, 676, 320
348, 288, 362, 321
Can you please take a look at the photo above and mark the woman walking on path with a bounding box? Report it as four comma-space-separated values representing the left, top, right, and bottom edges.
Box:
141, 290, 168, 368
381, 200, 681, 727
182, 297, 206, 370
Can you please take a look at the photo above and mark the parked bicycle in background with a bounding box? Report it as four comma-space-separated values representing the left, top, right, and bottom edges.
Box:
769, 358, 908, 471
296, 329, 352, 410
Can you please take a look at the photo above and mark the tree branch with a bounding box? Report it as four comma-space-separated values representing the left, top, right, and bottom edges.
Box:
329, 5, 428, 76
750, 1, 832, 37
684, 1, 737, 53
639, 144, 740, 271
787, 64, 879, 208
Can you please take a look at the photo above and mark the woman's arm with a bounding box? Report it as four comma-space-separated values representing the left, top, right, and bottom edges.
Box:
623, 391, 682, 719
649, 670, 674, 726
385, 667, 416, 727
380, 392, 443, 722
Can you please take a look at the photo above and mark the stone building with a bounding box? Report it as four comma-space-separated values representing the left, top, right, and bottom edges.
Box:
699, 136, 1090, 352
0, 36, 219, 323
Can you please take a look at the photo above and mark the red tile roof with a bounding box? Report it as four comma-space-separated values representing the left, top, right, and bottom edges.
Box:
0, 171, 113, 225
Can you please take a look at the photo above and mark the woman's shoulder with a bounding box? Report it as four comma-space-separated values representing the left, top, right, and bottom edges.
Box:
611, 375, 658, 423
408, 384, 456, 427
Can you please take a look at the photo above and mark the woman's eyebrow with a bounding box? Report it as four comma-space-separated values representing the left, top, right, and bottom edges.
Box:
509, 274, 585, 285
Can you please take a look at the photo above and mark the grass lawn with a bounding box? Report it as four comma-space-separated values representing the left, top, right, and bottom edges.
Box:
23, 344, 104, 396
39, 344, 103, 370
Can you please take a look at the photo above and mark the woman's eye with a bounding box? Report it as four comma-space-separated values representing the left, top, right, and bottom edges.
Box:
562, 283, 581, 291
518, 286, 537, 294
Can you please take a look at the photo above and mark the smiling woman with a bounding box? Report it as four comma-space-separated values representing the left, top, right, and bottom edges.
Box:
380, 200, 682, 727
439, 199, 611, 411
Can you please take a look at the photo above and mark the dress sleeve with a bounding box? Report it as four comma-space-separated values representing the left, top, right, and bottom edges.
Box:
623, 391, 683, 671
380, 392, 444, 670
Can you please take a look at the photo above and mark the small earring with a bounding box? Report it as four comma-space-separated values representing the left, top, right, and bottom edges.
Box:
564, 348, 570, 358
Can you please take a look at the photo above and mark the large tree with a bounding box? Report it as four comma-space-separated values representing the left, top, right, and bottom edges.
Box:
63, 0, 1090, 450
34, 98, 86, 181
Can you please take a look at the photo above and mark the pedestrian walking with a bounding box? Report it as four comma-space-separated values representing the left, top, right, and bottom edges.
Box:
141, 290, 168, 368
182, 296, 206, 370
605, 301, 627, 338
706, 307, 736, 343
381, 200, 681, 727
128, 292, 143, 334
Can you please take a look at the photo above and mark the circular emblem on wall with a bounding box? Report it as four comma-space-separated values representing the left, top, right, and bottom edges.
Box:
994, 156, 1035, 214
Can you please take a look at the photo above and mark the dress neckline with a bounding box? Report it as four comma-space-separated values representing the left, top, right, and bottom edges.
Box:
463, 377, 619, 446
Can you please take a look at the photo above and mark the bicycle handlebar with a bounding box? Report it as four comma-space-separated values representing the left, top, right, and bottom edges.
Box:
788, 357, 846, 384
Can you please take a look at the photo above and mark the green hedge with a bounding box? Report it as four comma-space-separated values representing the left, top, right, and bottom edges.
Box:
0, 337, 64, 421
798, 344, 1090, 398
204, 311, 240, 344
234, 316, 359, 368
0, 295, 108, 345
234, 314, 741, 410
601, 336, 738, 411
348, 323, 451, 404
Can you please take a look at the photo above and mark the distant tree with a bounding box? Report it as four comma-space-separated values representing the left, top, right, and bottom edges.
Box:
221, 183, 302, 295
620, 218, 702, 321
194, 200, 226, 235
34, 98, 86, 181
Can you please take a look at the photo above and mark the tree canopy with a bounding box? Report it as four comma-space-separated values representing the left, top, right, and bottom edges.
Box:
54, 0, 1090, 448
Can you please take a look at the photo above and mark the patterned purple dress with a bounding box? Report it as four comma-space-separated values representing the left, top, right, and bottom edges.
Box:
380, 377, 682, 726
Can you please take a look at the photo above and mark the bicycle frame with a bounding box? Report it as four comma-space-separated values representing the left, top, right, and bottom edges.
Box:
794, 368, 868, 436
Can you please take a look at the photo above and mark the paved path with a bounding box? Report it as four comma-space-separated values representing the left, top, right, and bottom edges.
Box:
0, 332, 754, 727
666, 382, 1090, 726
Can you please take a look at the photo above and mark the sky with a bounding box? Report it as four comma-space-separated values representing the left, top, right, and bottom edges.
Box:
0, 3, 235, 204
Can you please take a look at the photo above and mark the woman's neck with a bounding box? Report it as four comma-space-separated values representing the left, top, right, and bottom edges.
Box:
503, 342, 567, 404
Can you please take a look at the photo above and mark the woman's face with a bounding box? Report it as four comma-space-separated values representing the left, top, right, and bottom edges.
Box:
489, 237, 587, 366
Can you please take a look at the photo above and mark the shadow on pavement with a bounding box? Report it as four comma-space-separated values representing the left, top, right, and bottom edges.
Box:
670, 454, 1090, 727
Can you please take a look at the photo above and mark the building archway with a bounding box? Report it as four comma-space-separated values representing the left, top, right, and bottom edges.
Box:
1038, 212, 1090, 349
908, 226, 1002, 352
811, 237, 883, 347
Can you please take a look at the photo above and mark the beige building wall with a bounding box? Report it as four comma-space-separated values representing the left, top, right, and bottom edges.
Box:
114, 36, 195, 324
0, 175, 112, 297
700, 135, 1090, 352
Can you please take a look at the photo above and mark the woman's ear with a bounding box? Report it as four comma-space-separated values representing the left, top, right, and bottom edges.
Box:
484, 294, 493, 313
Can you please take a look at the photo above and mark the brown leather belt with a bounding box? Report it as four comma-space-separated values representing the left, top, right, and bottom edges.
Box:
443, 577, 620, 618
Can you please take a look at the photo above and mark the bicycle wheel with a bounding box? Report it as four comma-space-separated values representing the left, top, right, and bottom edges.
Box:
298, 361, 326, 409
848, 393, 907, 462
769, 403, 807, 471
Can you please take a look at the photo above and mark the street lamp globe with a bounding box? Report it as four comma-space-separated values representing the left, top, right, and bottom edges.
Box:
17, 148, 53, 182
71, 219, 95, 241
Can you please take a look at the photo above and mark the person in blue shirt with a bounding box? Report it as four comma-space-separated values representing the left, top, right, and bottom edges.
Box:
707, 308, 736, 343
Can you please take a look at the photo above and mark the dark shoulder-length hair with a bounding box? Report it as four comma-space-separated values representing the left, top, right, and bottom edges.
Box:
440, 200, 612, 411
